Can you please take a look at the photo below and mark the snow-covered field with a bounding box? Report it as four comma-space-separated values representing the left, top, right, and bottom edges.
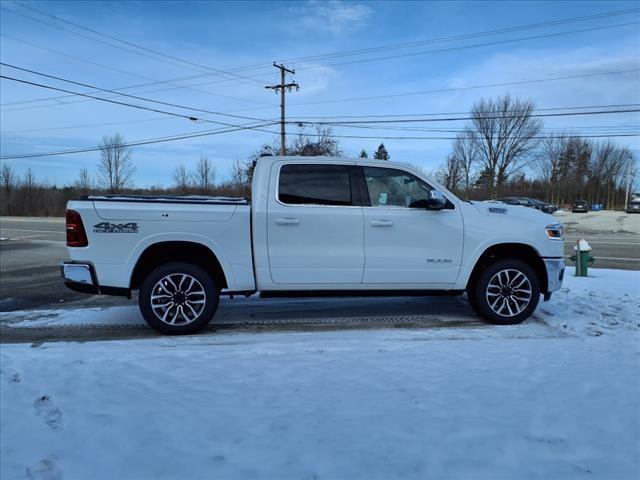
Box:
1, 268, 639, 480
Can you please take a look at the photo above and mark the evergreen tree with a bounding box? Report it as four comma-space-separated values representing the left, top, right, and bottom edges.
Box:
373, 143, 389, 161
359, 149, 368, 158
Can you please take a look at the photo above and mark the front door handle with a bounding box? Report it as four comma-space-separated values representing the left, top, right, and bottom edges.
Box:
370, 219, 393, 227
275, 217, 300, 225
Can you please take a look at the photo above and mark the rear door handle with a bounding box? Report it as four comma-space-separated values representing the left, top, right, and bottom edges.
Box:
275, 217, 300, 225
370, 219, 393, 227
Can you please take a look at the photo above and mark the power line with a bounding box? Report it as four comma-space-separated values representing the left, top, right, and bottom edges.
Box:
0, 74, 205, 121
0, 65, 271, 124
3, 109, 638, 160
291, 21, 640, 73
0, 116, 176, 135
290, 108, 640, 126
187, 8, 640, 76
3, 105, 637, 135
9, 3, 266, 87
4, 4, 638, 98
3, 9, 637, 114
305, 123, 640, 134
297, 131, 640, 141
0, 75, 276, 136
275, 8, 640, 65
289, 103, 640, 120
0, 34, 275, 107
3, 123, 637, 161
0, 122, 280, 160
288, 69, 640, 107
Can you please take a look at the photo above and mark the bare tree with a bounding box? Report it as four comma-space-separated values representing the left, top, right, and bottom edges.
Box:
535, 134, 566, 204
23, 168, 36, 190
173, 164, 192, 194
288, 126, 343, 156
437, 154, 462, 191
470, 95, 542, 195
229, 158, 249, 194
194, 155, 216, 194
97, 133, 135, 193
1, 162, 17, 215
451, 130, 479, 199
75, 168, 92, 194
21, 168, 37, 215
591, 141, 632, 209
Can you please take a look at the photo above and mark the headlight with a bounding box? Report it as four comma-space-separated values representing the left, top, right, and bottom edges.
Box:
545, 224, 563, 240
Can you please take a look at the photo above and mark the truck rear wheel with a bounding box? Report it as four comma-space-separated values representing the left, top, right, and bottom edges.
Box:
469, 259, 540, 325
139, 262, 219, 335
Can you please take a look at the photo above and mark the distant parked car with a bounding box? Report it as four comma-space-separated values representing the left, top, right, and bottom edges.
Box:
627, 200, 640, 213
526, 198, 557, 214
495, 197, 556, 214
495, 197, 529, 207
572, 200, 589, 213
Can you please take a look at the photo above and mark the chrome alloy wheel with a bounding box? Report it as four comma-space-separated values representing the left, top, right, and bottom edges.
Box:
485, 269, 532, 318
150, 273, 207, 325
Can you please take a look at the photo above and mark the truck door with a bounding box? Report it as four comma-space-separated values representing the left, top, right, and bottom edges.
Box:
267, 162, 364, 285
360, 165, 464, 287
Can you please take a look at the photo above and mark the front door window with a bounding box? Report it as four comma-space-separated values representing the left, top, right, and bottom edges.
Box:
363, 167, 435, 208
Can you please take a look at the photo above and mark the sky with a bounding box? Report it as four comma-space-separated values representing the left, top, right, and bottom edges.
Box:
1, 0, 639, 187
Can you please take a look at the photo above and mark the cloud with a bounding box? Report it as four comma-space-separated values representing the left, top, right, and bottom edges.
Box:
293, 63, 340, 95
290, 1, 373, 34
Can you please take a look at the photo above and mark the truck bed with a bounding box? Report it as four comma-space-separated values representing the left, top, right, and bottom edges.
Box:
66, 196, 255, 291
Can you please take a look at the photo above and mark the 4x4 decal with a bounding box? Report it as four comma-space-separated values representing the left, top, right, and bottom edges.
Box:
93, 222, 139, 233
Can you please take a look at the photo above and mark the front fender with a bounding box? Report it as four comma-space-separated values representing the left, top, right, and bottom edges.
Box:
454, 238, 545, 290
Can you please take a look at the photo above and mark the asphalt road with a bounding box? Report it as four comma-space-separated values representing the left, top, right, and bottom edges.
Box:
0, 217, 127, 312
1, 213, 639, 316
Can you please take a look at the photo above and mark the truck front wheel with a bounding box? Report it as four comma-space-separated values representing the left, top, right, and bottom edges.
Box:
469, 259, 540, 325
139, 262, 219, 335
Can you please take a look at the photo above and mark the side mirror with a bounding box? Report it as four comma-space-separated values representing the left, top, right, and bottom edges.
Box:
425, 197, 446, 210
409, 198, 446, 210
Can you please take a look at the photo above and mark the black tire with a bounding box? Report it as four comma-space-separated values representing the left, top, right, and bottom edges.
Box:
469, 259, 540, 325
139, 262, 219, 335
465, 290, 482, 317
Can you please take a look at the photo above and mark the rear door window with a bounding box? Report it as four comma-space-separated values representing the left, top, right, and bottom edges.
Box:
278, 164, 353, 206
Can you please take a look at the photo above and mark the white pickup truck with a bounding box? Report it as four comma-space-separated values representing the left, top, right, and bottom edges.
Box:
62, 155, 565, 334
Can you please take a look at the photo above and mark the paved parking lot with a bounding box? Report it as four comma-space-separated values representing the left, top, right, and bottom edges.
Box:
1, 212, 639, 314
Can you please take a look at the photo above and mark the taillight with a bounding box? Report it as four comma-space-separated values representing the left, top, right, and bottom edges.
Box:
66, 210, 88, 247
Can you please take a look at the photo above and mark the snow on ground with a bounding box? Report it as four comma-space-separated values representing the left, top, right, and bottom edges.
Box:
533, 267, 640, 336
1, 305, 146, 328
1, 268, 639, 480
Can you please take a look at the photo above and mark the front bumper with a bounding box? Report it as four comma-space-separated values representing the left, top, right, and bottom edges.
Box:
61, 262, 130, 297
543, 258, 565, 299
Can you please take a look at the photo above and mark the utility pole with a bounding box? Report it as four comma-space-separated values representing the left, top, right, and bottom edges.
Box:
265, 63, 299, 156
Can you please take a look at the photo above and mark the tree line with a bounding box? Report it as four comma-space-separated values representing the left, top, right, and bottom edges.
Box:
1, 95, 636, 217
434, 95, 636, 208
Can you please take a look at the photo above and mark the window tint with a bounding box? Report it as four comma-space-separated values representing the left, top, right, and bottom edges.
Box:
278, 164, 353, 206
363, 167, 436, 208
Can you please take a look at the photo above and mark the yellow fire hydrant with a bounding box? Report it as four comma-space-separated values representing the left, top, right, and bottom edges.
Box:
570, 239, 595, 277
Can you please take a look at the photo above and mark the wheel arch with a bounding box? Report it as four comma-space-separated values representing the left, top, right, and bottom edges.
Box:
465, 243, 548, 293
130, 241, 228, 290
